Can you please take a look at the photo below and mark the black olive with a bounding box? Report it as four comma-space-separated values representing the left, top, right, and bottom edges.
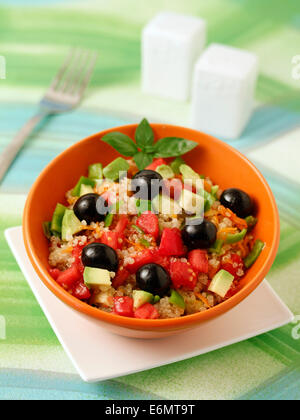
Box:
82, 243, 119, 272
182, 220, 217, 250
131, 170, 163, 200
136, 264, 171, 297
220, 188, 253, 218
73, 194, 108, 224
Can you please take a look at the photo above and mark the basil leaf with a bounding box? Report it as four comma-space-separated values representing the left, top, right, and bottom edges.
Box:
135, 118, 154, 150
153, 137, 198, 158
133, 152, 153, 170
102, 132, 138, 157
144, 145, 156, 154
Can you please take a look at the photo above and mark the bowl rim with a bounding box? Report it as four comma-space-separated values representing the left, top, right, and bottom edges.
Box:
23, 123, 280, 331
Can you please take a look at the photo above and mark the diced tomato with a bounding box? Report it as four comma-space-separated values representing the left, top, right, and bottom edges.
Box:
49, 268, 61, 280
188, 250, 209, 274
225, 282, 239, 299
72, 245, 85, 274
113, 296, 134, 317
159, 228, 185, 257
162, 178, 183, 200
221, 253, 244, 280
208, 262, 221, 280
150, 248, 171, 272
146, 158, 167, 171
170, 260, 197, 290
72, 281, 91, 300
126, 249, 154, 273
134, 303, 159, 319
136, 211, 159, 239
101, 231, 124, 250
115, 215, 129, 234
101, 216, 128, 250
56, 264, 82, 288
112, 268, 130, 289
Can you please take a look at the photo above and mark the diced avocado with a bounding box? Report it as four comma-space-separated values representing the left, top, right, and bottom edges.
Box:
208, 269, 234, 298
180, 164, 201, 187
169, 290, 185, 309
103, 157, 130, 181
61, 209, 82, 241
80, 184, 94, 197
133, 290, 154, 310
72, 176, 96, 197
84, 267, 112, 288
152, 194, 181, 215
88, 163, 103, 180
170, 157, 185, 175
179, 189, 204, 215
51, 203, 67, 233
156, 164, 174, 179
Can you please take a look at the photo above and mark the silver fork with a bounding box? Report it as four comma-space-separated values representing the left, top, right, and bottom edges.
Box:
0, 48, 98, 183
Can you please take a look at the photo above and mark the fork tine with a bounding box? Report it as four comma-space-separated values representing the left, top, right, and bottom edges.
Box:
50, 48, 75, 91
58, 48, 84, 93
64, 49, 91, 95
75, 51, 98, 99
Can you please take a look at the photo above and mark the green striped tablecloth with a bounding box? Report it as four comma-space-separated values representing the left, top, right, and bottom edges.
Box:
0, 0, 300, 400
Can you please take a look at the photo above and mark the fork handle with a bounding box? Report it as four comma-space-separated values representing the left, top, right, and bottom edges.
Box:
0, 113, 47, 183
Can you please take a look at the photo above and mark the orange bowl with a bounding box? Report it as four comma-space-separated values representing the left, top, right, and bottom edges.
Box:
23, 124, 280, 339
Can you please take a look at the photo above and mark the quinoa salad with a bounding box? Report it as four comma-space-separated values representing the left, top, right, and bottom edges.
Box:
44, 119, 265, 320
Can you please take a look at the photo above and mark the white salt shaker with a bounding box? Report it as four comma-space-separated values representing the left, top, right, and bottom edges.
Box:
191, 43, 259, 139
142, 12, 206, 101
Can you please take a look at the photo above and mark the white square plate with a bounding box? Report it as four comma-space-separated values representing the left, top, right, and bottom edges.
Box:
5, 227, 293, 383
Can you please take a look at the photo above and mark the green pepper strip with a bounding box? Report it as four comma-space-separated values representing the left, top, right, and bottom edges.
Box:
132, 224, 151, 248
245, 215, 258, 230
104, 214, 114, 227
244, 240, 265, 268
136, 199, 152, 215
71, 176, 95, 197
209, 239, 224, 254
109, 200, 124, 214
139, 238, 151, 248
88, 163, 103, 180
153, 295, 161, 304
204, 190, 216, 212
43, 221, 59, 239
42, 221, 52, 239
132, 224, 144, 234
226, 229, 247, 244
